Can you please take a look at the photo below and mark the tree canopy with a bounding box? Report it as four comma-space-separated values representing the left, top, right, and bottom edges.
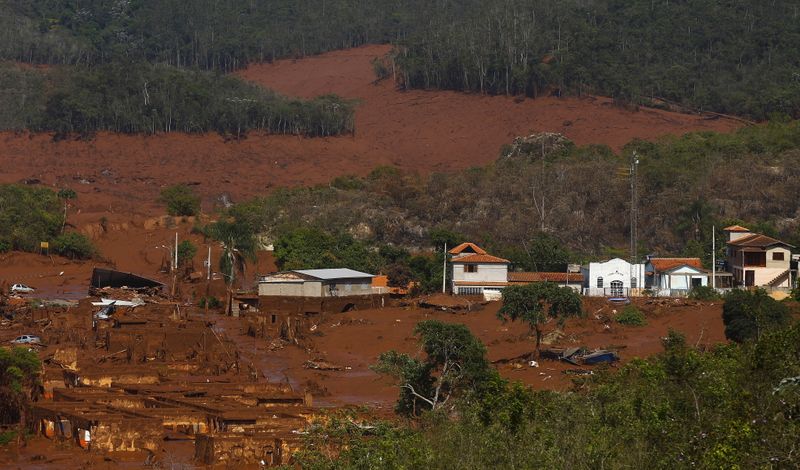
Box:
499, 283, 583, 353
373, 320, 496, 417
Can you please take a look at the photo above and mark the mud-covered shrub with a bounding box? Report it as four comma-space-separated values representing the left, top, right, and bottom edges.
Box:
616, 305, 647, 326
160, 184, 200, 216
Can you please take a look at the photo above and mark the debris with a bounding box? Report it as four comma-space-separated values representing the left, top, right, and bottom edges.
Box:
528, 360, 539, 368
91, 298, 144, 307
303, 360, 343, 371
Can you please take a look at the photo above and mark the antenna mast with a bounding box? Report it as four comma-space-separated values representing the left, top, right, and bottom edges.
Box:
630, 152, 639, 287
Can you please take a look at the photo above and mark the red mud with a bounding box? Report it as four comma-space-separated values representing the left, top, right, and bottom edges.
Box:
226, 298, 727, 408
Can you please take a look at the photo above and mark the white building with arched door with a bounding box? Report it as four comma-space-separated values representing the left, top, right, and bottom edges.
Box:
581, 258, 645, 297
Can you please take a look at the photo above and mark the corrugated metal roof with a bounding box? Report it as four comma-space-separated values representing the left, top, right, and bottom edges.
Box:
293, 268, 375, 280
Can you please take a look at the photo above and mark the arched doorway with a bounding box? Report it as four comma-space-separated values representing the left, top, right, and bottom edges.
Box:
610, 280, 624, 297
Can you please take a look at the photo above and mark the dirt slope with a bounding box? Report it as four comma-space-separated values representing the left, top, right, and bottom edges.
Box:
0, 45, 738, 226
238, 44, 740, 169
0, 45, 739, 296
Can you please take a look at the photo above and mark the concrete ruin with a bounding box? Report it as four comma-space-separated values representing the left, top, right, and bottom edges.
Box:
17, 299, 317, 466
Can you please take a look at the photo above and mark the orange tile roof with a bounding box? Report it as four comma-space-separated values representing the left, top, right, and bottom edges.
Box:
723, 225, 750, 232
451, 253, 510, 264
448, 242, 487, 255
508, 272, 583, 283
727, 233, 793, 248
648, 258, 703, 272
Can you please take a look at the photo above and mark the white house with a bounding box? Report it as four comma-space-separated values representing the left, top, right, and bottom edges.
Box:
449, 243, 510, 298
644, 257, 708, 295
582, 258, 645, 297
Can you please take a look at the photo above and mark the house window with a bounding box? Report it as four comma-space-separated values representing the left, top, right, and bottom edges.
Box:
597, 277, 603, 288
464, 265, 478, 273
631, 277, 637, 289
773, 252, 785, 261
744, 252, 766, 267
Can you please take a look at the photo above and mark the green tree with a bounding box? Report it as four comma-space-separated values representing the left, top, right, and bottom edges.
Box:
373, 320, 495, 417
385, 262, 414, 288
498, 283, 583, 355
177, 240, 197, 267
722, 289, 790, 343
0, 347, 41, 425
273, 227, 380, 273
500, 233, 572, 272
208, 217, 257, 287
0, 185, 63, 252
159, 184, 200, 216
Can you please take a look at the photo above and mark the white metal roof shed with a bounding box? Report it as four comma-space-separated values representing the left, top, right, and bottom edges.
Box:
292, 269, 375, 280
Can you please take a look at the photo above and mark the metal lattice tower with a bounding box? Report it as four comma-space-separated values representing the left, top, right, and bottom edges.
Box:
629, 152, 640, 279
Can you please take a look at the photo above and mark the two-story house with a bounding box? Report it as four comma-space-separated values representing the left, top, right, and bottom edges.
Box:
449, 243, 510, 298
725, 226, 793, 288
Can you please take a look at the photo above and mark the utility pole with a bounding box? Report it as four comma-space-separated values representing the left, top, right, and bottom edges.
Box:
442, 243, 447, 294
174, 232, 179, 271
712, 225, 716, 289
207, 245, 212, 280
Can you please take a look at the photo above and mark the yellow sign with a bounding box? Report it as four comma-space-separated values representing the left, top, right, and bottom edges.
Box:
40, 241, 49, 249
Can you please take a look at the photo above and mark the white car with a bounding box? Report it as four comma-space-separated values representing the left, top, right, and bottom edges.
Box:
11, 335, 42, 345
10, 284, 35, 294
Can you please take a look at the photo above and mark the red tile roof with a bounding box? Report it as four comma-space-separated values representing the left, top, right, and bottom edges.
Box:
508, 272, 583, 283
448, 242, 487, 255
451, 254, 510, 264
649, 258, 703, 272
727, 233, 793, 248
723, 225, 750, 232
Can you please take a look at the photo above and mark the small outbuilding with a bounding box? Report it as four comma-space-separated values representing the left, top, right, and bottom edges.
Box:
258, 269, 375, 298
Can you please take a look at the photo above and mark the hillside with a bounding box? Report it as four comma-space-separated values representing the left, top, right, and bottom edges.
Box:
0, 45, 738, 235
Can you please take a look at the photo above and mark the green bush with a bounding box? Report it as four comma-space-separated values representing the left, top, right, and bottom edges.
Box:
688, 285, 721, 301
723, 289, 790, 343
51, 232, 95, 260
0, 185, 62, 252
177, 240, 197, 267
616, 305, 647, 326
160, 185, 200, 216
0, 430, 17, 446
